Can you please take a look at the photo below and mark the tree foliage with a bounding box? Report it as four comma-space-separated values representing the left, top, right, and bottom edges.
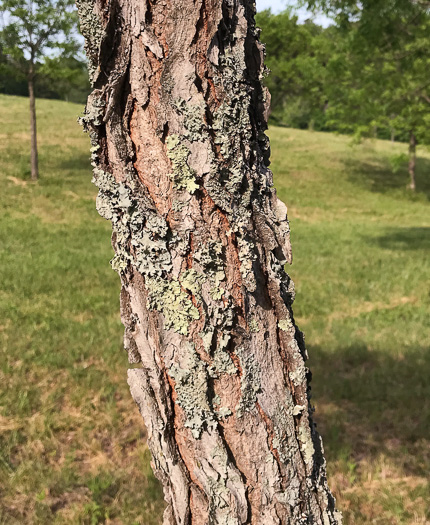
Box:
256, 9, 331, 129
257, 4, 430, 141
0, 0, 88, 103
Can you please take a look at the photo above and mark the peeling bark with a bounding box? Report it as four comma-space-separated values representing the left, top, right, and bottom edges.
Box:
77, 0, 342, 523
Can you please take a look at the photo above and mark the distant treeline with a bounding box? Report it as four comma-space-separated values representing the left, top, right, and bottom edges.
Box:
256, 8, 430, 145
2, 5, 429, 147
0, 48, 90, 104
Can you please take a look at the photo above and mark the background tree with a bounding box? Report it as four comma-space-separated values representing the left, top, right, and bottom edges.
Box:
39, 54, 91, 103
77, 0, 342, 522
303, 0, 430, 189
0, 0, 79, 180
255, 9, 331, 129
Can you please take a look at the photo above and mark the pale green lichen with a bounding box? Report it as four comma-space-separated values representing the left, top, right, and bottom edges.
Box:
278, 318, 293, 332
166, 134, 198, 194
210, 286, 224, 301
216, 406, 232, 419
168, 344, 217, 438
249, 318, 259, 333
146, 277, 200, 336
110, 253, 129, 273
180, 269, 204, 300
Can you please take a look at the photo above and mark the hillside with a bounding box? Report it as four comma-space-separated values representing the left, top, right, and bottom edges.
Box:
0, 94, 429, 524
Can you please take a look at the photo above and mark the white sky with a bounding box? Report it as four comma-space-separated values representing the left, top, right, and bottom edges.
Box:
255, 0, 331, 26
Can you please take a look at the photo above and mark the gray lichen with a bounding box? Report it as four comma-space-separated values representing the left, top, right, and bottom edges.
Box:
194, 240, 225, 289
235, 346, 261, 417
213, 340, 236, 376
289, 366, 307, 388
91, 166, 173, 279
271, 401, 297, 464
168, 344, 217, 438
216, 406, 232, 419
173, 98, 205, 142
90, 155, 202, 336
75, 0, 104, 84
79, 92, 105, 137
209, 53, 260, 292
298, 421, 315, 466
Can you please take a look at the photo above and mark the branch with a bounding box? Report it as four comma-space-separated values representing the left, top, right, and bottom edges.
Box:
420, 92, 430, 104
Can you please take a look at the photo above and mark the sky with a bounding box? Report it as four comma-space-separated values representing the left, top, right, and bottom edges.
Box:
255, 0, 332, 26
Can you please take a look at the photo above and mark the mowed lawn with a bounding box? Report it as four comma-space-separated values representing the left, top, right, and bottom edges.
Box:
0, 93, 429, 524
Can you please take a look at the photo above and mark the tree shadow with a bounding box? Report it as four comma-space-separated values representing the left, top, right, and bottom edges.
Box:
47, 149, 91, 175
369, 227, 430, 251
309, 342, 430, 478
343, 154, 430, 200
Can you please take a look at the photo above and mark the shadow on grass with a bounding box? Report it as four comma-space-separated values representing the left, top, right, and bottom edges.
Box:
310, 343, 430, 477
48, 150, 90, 174
370, 227, 430, 251
344, 155, 430, 199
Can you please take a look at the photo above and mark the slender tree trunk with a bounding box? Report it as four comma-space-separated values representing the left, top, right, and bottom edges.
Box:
28, 66, 39, 181
77, 0, 341, 523
408, 131, 416, 191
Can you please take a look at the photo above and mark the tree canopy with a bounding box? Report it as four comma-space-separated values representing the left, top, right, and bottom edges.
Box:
0, 0, 88, 103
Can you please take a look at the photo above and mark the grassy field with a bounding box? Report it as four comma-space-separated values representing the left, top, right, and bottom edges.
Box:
0, 94, 429, 524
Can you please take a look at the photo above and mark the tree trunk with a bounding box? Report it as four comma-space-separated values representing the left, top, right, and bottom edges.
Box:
408, 131, 416, 191
28, 68, 39, 181
77, 0, 342, 523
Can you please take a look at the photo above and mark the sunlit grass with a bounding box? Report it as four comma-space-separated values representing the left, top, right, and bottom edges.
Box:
0, 95, 164, 524
270, 126, 430, 524
0, 94, 429, 523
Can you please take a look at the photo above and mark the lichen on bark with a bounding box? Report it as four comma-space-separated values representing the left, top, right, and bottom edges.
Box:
78, 0, 342, 522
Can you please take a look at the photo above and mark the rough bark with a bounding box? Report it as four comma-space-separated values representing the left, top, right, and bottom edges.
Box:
408, 131, 416, 190
28, 66, 39, 181
77, 0, 342, 523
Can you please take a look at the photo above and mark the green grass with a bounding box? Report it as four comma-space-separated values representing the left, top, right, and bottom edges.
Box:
0, 95, 164, 524
0, 94, 429, 524
270, 128, 430, 524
